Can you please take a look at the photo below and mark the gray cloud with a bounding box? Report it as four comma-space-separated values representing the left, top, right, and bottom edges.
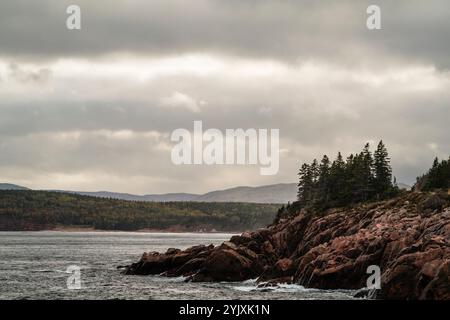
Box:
7, 63, 52, 83
1, 62, 449, 191
0, 1, 450, 68
0, 0, 449, 193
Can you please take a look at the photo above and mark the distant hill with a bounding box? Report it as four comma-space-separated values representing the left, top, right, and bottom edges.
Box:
0, 190, 279, 232
0, 181, 412, 203
69, 183, 298, 204
1, 182, 297, 203
196, 183, 297, 203
0, 183, 29, 190
68, 191, 199, 202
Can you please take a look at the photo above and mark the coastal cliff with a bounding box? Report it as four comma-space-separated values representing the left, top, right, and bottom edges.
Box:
124, 191, 450, 300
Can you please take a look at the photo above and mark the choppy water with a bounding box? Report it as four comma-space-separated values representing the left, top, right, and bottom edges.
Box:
0, 231, 356, 300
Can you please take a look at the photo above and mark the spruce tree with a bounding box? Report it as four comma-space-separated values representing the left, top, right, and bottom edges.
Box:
422, 157, 450, 191
297, 163, 310, 202
310, 159, 319, 203
318, 155, 331, 205
361, 143, 374, 201
373, 140, 393, 198
329, 152, 346, 206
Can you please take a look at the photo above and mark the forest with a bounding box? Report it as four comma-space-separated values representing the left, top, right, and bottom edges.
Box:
0, 190, 279, 232
296, 141, 398, 209
276, 141, 399, 221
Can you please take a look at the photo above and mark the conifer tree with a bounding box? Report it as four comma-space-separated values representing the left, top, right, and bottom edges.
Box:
317, 155, 331, 205
373, 140, 393, 198
360, 143, 374, 201
297, 163, 310, 202
422, 157, 450, 191
327, 152, 346, 206
296, 141, 397, 211
310, 159, 319, 203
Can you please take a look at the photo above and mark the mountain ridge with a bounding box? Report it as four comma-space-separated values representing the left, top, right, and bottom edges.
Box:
0, 183, 30, 190
61, 183, 298, 203
0, 182, 410, 204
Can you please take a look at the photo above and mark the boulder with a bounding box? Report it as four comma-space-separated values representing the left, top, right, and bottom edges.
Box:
192, 249, 254, 282
229, 232, 252, 246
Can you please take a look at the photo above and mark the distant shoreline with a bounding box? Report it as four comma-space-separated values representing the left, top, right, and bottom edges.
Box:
0, 226, 241, 234
0, 190, 277, 234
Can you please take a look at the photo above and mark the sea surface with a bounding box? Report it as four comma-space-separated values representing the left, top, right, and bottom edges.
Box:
0, 231, 357, 300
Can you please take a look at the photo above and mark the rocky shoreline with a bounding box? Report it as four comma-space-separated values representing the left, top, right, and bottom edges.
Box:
124, 192, 450, 299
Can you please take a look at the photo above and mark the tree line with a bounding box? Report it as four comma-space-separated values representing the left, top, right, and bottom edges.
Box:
296, 141, 398, 210
416, 157, 450, 191
0, 190, 279, 232
276, 141, 399, 222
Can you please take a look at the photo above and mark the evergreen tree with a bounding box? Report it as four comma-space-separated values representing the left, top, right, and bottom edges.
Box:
296, 141, 397, 211
317, 155, 331, 205
428, 157, 441, 188
421, 157, 450, 191
297, 163, 310, 202
344, 153, 357, 203
373, 140, 393, 198
310, 159, 319, 203
329, 152, 346, 205
360, 143, 375, 201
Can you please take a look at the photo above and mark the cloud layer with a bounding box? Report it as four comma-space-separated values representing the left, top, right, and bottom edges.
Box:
0, 1, 449, 193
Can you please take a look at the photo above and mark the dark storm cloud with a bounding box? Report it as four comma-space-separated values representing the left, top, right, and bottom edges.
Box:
0, 0, 449, 68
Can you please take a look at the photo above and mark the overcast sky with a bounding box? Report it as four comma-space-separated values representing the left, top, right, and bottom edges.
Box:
0, 0, 449, 194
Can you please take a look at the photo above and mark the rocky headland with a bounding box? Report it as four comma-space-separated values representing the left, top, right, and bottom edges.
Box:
124, 191, 450, 299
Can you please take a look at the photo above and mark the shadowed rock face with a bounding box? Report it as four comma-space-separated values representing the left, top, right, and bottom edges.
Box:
124, 192, 450, 300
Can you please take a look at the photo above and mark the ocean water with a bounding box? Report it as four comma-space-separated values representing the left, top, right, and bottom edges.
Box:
0, 231, 356, 300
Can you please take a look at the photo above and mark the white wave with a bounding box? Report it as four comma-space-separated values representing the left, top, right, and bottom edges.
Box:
152, 275, 188, 283
232, 282, 311, 293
